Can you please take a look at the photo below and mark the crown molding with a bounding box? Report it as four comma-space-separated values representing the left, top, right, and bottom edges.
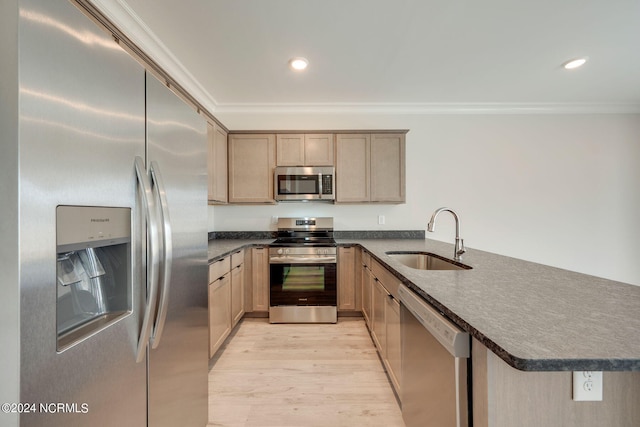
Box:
88, 0, 219, 113
213, 102, 640, 115
86, 1, 640, 117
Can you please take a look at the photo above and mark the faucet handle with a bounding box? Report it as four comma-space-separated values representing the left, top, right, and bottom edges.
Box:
457, 238, 466, 254
455, 238, 466, 261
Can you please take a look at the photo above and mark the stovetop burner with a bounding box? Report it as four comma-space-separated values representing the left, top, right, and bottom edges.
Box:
270, 238, 336, 247
272, 217, 335, 247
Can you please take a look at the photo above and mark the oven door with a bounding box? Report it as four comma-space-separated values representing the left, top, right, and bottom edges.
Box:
269, 262, 337, 306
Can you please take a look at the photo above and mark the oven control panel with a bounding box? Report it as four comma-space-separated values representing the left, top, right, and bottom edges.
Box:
269, 246, 337, 264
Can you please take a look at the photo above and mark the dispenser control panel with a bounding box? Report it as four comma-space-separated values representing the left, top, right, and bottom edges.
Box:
56, 205, 131, 251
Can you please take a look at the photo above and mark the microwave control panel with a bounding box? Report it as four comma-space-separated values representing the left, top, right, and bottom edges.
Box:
322, 175, 333, 194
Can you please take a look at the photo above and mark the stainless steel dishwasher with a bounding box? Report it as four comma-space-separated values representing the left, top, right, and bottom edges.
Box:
398, 284, 470, 427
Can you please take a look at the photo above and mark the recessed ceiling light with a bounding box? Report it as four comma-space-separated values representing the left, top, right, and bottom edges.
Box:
289, 57, 309, 71
563, 57, 587, 70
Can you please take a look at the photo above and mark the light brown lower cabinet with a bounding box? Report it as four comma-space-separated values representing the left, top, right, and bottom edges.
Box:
251, 247, 269, 312
208, 272, 231, 358
362, 263, 373, 325
230, 250, 245, 327
338, 246, 359, 311
371, 278, 387, 352
361, 249, 402, 398
473, 338, 640, 427
209, 250, 245, 358
385, 294, 401, 393
359, 248, 640, 424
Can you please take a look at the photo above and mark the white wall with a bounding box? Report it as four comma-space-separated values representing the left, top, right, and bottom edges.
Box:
210, 112, 640, 286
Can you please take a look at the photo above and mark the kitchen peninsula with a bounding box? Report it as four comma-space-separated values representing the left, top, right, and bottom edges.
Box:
208, 235, 640, 426
209, 236, 640, 370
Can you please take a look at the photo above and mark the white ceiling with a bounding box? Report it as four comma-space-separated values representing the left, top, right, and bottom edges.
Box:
116, 0, 640, 113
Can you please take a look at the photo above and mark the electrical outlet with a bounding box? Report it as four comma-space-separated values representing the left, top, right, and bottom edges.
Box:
572, 371, 603, 401
378, 215, 385, 225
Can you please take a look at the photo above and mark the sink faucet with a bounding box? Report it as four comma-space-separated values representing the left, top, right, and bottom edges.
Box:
427, 207, 466, 261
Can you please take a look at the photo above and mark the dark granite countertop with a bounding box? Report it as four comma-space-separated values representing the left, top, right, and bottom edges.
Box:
208, 237, 640, 372
208, 239, 273, 262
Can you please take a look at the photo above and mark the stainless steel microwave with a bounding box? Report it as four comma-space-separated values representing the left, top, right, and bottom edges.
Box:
274, 166, 335, 202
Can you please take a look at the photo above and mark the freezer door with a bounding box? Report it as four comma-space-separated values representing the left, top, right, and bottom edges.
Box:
145, 73, 209, 427
18, 0, 147, 426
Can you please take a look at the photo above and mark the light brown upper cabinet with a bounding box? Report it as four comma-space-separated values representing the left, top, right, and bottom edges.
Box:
276, 133, 334, 166
335, 134, 370, 202
336, 132, 406, 203
207, 122, 228, 204
370, 134, 406, 203
228, 134, 276, 203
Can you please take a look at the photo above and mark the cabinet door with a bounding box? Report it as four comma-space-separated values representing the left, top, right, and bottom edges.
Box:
228, 134, 276, 203
370, 133, 405, 202
211, 123, 228, 203
304, 134, 334, 166
209, 274, 231, 358
386, 295, 402, 394
276, 134, 305, 166
362, 266, 373, 326
231, 264, 244, 327
336, 134, 370, 202
354, 246, 362, 311
207, 123, 216, 202
242, 249, 253, 312
251, 247, 269, 311
371, 278, 387, 354
338, 246, 357, 311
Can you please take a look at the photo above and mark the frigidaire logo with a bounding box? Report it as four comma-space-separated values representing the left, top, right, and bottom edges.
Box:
90, 218, 110, 223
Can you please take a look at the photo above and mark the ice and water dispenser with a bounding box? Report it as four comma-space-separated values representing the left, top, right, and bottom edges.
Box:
56, 206, 132, 351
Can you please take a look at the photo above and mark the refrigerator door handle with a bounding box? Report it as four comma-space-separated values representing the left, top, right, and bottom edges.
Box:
134, 157, 161, 363
149, 160, 172, 349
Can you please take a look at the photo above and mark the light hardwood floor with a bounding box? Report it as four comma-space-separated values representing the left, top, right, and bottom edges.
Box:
208, 318, 404, 427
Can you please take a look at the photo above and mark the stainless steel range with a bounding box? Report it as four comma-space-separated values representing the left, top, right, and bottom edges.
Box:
269, 217, 337, 323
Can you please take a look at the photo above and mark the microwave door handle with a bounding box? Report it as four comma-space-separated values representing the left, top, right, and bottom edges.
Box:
318, 173, 323, 199
149, 160, 172, 350
134, 157, 160, 364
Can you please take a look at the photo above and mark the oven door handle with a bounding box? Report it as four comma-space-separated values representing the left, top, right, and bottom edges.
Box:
270, 256, 336, 264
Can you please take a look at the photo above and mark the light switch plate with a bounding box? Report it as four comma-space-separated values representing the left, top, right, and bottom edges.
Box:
572, 371, 603, 401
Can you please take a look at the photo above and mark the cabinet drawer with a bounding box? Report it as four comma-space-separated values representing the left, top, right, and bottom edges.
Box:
362, 251, 371, 268
371, 259, 399, 298
231, 250, 244, 268
209, 256, 231, 283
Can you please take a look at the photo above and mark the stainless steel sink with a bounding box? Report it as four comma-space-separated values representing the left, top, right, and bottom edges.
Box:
385, 251, 472, 270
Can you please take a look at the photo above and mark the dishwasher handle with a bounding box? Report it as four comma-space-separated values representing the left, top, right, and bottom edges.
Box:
398, 284, 469, 358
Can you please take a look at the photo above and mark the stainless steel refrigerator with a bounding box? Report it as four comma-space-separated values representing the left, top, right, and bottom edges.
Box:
1, 0, 208, 425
